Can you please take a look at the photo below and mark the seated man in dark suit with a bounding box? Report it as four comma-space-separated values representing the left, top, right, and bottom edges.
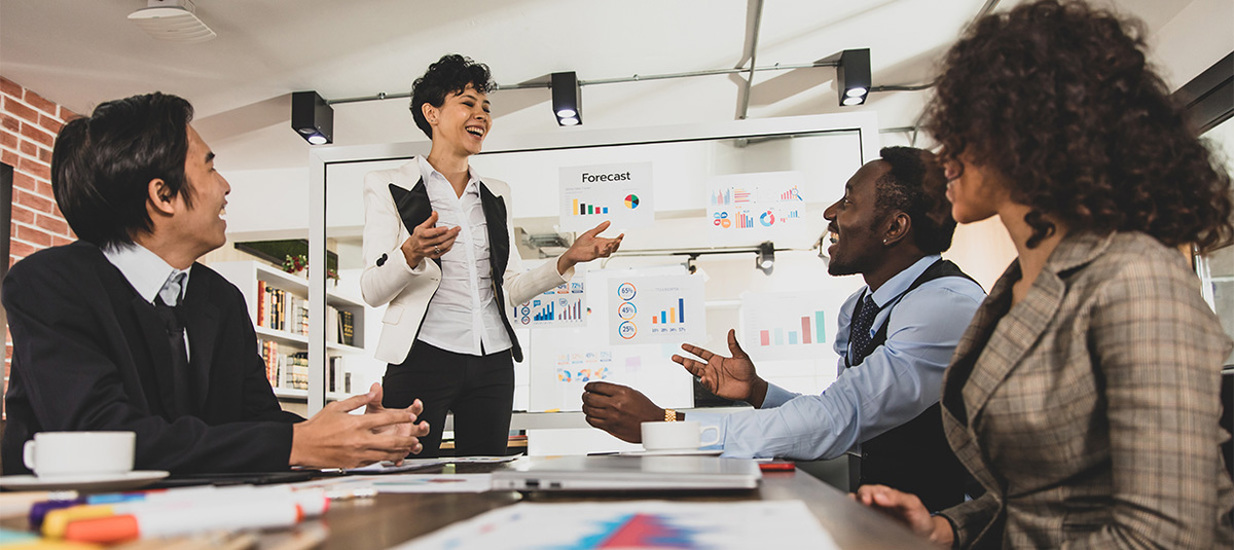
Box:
583, 147, 985, 511
2, 92, 428, 474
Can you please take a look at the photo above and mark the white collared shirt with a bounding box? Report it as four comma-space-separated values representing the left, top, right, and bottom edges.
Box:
414, 156, 512, 356
103, 242, 193, 357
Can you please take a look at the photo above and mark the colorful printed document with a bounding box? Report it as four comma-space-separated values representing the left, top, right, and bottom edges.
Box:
397, 500, 838, 549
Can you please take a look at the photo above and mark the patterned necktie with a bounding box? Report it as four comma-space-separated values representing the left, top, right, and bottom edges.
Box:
153, 272, 193, 417
849, 294, 880, 363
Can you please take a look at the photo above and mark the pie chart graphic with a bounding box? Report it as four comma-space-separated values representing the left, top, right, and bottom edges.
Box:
624, 194, 640, 209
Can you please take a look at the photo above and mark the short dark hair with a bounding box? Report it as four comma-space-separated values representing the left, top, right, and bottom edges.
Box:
51, 92, 195, 249
875, 146, 956, 254
410, 54, 494, 139
924, 0, 1233, 251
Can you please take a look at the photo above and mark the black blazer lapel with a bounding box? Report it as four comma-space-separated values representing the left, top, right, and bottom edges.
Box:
129, 296, 181, 417
390, 179, 432, 235
181, 275, 219, 412
479, 182, 510, 277
478, 181, 522, 361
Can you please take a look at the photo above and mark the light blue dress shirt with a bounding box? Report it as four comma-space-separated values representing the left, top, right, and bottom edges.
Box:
690, 255, 985, 460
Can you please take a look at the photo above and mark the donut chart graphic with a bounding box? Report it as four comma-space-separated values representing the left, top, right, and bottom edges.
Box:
624, 194, 640, 209
617, 302, 638, 320
759, 211, 775, 227
616, 282, 637, 301
618, 321, 638, 339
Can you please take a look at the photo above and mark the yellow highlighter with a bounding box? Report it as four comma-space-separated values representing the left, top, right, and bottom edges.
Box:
42, 505, 117, 539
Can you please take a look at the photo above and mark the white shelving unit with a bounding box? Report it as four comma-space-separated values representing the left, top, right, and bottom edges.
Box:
211, 260, 366, 403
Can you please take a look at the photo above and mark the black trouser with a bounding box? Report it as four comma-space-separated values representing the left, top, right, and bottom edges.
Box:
381, 340, 514, 458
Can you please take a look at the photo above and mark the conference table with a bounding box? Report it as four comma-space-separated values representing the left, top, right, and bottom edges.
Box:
1, 460, 936, 549
282, 462, 936, 549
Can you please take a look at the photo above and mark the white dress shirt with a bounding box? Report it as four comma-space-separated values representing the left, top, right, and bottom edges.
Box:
102, 242, 193, 357
690, 255, 986, 460
414, 156, 513, 356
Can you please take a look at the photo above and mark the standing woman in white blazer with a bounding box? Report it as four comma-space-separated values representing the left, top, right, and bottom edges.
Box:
360, 54, 623, 457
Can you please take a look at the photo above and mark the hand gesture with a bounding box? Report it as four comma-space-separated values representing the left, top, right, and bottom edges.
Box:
851, 485, 955, 546
400, 211, 461, 268
362, 383, 430, 453
580, 381, 663, 443
558, 220, 624, 273
289, 386, 429, 469
672, 329, 768, 406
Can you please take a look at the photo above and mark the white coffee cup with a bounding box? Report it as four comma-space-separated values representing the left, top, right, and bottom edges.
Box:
22, 431, 136, 478
640, 420, 720, 451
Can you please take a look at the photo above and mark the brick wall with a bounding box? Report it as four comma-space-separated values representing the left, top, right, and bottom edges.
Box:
1, 76, 77, 384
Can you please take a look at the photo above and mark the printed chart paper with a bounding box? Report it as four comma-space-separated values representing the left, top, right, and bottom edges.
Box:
740, 291, 843, 361
608, 275, 705, 346
512, 280, 587, 328
560, 162, 654, 232
707, 171, 808, 240
397, 500, 839, 550
527, 328, 693, 412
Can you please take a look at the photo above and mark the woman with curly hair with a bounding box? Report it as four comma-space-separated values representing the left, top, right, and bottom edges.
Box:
855, 1, 1234, 547
359, 54, 622, 456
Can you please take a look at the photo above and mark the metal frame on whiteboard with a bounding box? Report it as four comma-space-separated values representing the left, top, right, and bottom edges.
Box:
306, 111, 879, 414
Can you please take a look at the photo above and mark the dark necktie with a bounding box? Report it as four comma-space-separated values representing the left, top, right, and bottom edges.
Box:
153, 273, 193, 417
849, 294, 880, 363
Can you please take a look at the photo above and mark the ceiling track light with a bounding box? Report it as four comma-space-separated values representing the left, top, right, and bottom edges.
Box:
837, 49, 871, 107
127, 0, 216, 43
291, 91, 334, 145
756, 241, 775, 274
551, 72, 582, 127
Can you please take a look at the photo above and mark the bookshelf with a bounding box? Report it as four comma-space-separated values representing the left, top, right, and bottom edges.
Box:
211, 261, 365, 402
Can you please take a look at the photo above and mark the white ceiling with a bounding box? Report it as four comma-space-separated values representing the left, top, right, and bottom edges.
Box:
0, 0, 1216, 174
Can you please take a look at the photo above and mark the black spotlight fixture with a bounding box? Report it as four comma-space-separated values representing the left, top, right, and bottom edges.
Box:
551, 71, 581, 126
837, 49, 871, 107
291, 91, 334, 145
756, 241, 775, 274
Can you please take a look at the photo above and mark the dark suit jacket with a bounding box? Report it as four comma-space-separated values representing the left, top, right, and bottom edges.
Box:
2, 241, 302, 475
938, 232, 1234, 548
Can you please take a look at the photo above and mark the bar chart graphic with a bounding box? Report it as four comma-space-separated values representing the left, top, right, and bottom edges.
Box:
572, 199, 610, 216
741, 291, 845, 361
515, 282, 586, 328
757, 311, 826, 347
609, 275, 704, 345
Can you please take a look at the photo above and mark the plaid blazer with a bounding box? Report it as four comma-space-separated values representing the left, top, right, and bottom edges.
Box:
938, 231, 1234, 549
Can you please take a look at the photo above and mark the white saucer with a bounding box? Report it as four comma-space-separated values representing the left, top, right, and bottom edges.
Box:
0, 470, 168, 492
620, 449, 724, 457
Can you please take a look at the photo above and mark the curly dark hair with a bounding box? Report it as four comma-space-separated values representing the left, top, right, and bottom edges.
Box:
410, 54, 494, 139
924, 0, 1233, 251
876, 146, 956, 254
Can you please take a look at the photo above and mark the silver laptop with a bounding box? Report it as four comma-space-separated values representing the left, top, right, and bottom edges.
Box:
490, 455, 761, 491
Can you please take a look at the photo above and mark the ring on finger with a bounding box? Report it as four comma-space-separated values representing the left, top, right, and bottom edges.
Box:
434, 245, 442, 255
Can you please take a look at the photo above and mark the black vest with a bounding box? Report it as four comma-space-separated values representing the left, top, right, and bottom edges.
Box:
388, 179, 523, 362
847, 258, 976, 512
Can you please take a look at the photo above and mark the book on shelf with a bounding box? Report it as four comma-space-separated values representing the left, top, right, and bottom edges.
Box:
257, 280, 266, 327
339, 310, 354, 346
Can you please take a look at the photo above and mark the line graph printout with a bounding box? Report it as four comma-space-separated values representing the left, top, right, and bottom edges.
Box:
707, 171, 808, 240
609, 275, 705, 346
560, 162, 654, 232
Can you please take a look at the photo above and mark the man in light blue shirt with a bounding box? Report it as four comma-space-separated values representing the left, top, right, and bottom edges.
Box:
583, 147, 985, 510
